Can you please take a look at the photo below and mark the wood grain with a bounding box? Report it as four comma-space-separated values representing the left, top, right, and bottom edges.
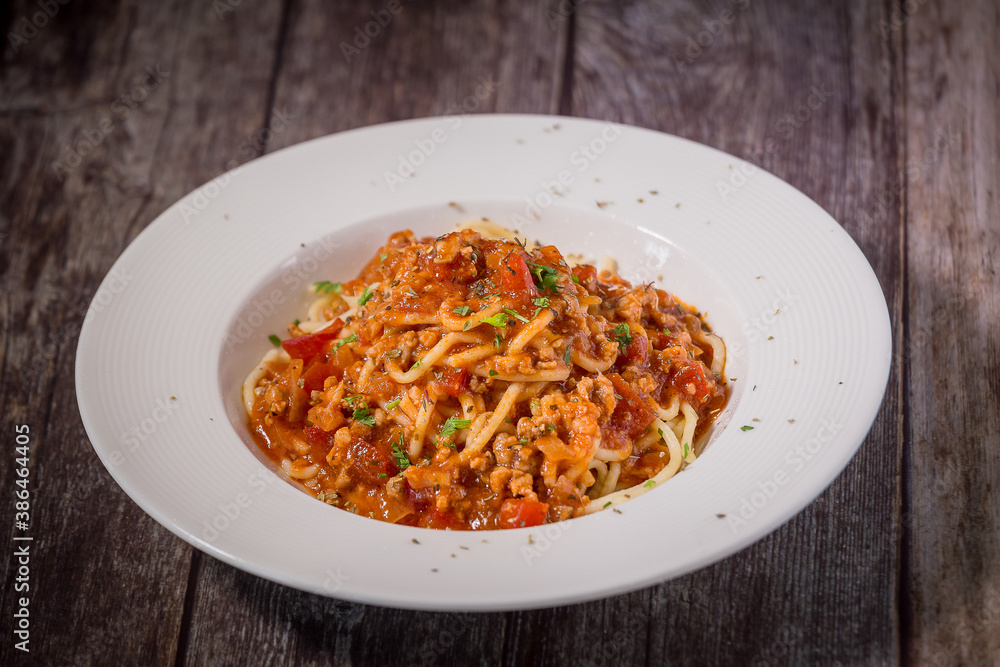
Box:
176, 2, 572, 665
903, 1, 1000, 663
1, 0, 998, 664
1, 0, 287, 663
569, 0, 902, 663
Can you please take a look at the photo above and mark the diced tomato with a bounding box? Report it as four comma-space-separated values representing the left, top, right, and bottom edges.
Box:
499, 498, 549, 529
620, 333, 648, 364
673, 360, 714, 405
437, 367, 469, 397
601, 373, 657, 454
280, 319, 344, 363
344, 436, 398, 484
571, 264, 598, 291
301, 361, 340, 393
500, 251, 539, 301
304, 426, 337, 449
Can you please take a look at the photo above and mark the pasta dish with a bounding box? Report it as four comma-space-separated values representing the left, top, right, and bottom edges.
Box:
243, 226, 726, 529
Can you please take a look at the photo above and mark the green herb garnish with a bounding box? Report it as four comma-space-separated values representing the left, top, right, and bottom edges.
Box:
453, 305, 472, 316
611, 323, 634, 353
314, 281, 342, 294
481, 312, 508, 328
386, 398, 401, 411
488, 370, 498, 377
439, 416, 472, 437
333, 332, 358, 352
531, 297, 550, 307
352, 405, 375, 427
740, 425, 754, 432
528, 262, 562, 293
268, 334, 281, 347
503, 308, 530, 324
357, 285, 374, 306
391, 436, 410, 472
563, 345, 572, 365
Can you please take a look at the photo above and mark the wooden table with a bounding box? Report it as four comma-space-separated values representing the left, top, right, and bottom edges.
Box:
2, 0, 997, 664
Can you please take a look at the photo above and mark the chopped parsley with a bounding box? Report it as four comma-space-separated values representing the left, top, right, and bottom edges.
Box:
643, 480, 656, 488
503, 308, 530, 324
494, 332, 503, 348
386, 397, 401, 411
488, 370, 498, 377
293, 319, 300, 326
528, 262, 562, 293
563, 345, 572, 365
603, 501, 612, 509
357, 285, 374, 306
740, 425, 754, 432
453, 305, 472, 316
531, 297, 550, 307
611, 323, 634, 353
439, 416, 472, 436
571, 273, 580, 284
380, 253, 387, 263
352, 405, 375, 427
332, 332, 358, 352
683, 442, 691, 459
314, 281, 342, 294
481, 312, 508, 328
391, 436, 410, 473
268, 334, 281, 347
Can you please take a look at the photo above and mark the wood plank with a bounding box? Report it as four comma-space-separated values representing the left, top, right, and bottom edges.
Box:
177, 1, 573, 664
903, 0, 1000, 663
0, 0, 285, 663
568, 0, 903, 663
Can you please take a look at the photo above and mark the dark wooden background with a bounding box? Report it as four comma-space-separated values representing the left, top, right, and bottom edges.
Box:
1, 0, 997, 664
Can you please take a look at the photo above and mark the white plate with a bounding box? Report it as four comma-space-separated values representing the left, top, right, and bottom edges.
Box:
76, 115, 891, 611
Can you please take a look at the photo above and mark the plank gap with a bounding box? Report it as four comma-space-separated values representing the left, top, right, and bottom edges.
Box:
173, 550, 203, 667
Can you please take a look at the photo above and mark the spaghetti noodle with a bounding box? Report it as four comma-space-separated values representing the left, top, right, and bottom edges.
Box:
243, 227, 726, 530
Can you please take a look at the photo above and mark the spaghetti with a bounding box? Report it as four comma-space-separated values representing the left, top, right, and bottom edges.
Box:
243, 227, 726, 530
